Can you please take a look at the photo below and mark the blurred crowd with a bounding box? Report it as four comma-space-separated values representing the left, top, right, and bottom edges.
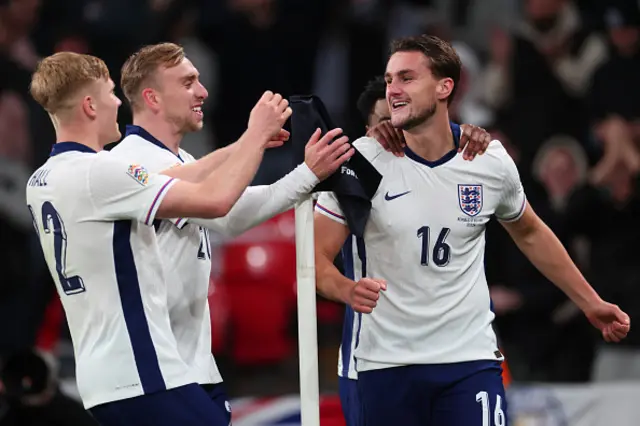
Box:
1, 0, 640, 422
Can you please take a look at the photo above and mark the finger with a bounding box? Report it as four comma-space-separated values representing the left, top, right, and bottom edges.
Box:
329, 147, 355, 170
603, 329, 612, 343
361, 278, 384, 292
265, 140, 285, 149
616, 309, 630, 326
612, 327, 628, 341
306, 128, 322, 146
371, 128, 390, 150
277, 129, 290, 141
268, 93, 283, 106
326, 136, 350, 157
277, 98, 289, 113
328, 143, 353, 165
459, 126, 471, 152
317, 128, 344, 148
259, 90, 274, 103
354, 304, 373, 314
354, 295, 378, 308
280, 106, 293, 123
355, 287, 381, 302
481, 134, 492, 154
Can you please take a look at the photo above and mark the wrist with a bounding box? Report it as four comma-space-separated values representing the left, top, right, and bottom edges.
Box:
241, 127, 271, 149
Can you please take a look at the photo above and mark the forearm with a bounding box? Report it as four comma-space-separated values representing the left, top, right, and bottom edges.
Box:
189, 162, 319, 237
508, 220, 601, 311
198, 130, 268, 214
316, 253, 355, 304
162, 144, 237, 183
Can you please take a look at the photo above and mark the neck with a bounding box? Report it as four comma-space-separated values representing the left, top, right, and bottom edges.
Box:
55, 122, 103, 152
133, 111, 183, 155
403, 107, 454, 161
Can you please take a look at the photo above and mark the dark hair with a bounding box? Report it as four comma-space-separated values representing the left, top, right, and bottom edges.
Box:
389, 34, 461, 104
356, 76, 386, 122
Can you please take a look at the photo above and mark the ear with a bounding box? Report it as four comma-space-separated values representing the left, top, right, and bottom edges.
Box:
141, 88, 159, 111
81, 96, 97, 119
436, 78, 454, 102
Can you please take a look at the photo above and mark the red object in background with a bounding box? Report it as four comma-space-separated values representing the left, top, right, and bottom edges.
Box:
35, 296, 64, 352
214, 211, 298, 365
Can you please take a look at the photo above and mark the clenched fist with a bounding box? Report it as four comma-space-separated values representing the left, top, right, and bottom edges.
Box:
248, 90, 293, 144
349, 277, 387, 314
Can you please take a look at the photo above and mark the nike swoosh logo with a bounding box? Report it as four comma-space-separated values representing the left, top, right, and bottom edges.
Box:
384, 190, 411, 201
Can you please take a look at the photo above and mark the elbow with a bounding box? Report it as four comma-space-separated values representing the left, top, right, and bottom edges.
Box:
200, 194, 235, 218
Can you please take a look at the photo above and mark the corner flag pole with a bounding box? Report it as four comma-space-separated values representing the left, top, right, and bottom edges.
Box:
294, 196, 320, 426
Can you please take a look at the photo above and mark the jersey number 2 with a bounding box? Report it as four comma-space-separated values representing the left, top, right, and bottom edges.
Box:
417, 226, 451, 267
30, 202, 86, 295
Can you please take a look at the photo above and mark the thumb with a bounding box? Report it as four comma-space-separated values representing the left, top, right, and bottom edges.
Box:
616, 309, 630, 325
373, 278, 387, 291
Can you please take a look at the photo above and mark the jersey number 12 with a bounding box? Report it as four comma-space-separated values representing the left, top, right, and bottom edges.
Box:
29, 202, 86, 295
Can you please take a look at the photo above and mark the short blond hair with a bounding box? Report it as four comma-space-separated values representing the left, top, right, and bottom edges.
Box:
30, 52, 110, 114
121, 43, 185, 111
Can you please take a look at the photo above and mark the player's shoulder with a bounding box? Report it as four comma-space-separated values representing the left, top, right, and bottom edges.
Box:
352, 136, 387, 163
178, 148, 196, 163
112, 135, 181, 171
481, 140, 511, 160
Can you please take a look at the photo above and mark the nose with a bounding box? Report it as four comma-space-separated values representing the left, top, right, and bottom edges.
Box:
386, 81, 402, 98
197, 81, 209, 100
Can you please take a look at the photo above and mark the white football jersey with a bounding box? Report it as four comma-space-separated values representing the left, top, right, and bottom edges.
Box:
316, 127, 526, 374
111, 125, 222, 386
26, 142, 199, 409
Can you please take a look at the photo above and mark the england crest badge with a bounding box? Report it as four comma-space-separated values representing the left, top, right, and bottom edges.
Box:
458, 184, 483, 217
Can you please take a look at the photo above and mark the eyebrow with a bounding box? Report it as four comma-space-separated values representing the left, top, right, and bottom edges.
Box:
180, 73, 198, 84
384, 69, 414, 80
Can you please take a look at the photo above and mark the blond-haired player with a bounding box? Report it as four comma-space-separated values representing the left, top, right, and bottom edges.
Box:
25, 51, 312, 426
110, 42, 355, 423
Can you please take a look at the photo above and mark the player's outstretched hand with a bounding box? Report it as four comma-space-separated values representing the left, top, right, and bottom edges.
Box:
459, 124, 491, 161
349, 278, 387, 314
584, 300, 630, 343
304, 128, 355, 180
367, 121, 405, 157
248, 90, 293, 144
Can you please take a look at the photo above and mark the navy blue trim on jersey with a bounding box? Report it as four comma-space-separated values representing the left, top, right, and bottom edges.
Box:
113, 221, 166, 394
404, 122, 461, 168
341, 237, 356, 377
50, 142, 97, 157
125, 125, 184, 162
340, 235, 367, 377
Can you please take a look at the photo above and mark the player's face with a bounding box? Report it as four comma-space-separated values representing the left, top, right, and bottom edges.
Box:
94, 78, 122, 144
156, 58, 208, 134
385, 51, 439, 130
367, 99, 391, 128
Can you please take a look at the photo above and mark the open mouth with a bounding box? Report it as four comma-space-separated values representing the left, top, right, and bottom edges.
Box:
391, 100, 408, 111
191, 105, 203, 117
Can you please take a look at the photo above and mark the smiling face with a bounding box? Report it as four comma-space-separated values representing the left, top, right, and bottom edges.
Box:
384, 35, 460, 131
385, 51, 440, 130
152, 58, 208, 134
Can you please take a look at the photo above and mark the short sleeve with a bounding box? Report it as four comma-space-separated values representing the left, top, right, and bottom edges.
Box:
88, 153, 178, 225
495, 147, 527, 222
315, 191, 346, 225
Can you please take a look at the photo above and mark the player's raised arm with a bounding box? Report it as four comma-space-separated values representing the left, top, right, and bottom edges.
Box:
156, 91, 291, 219
187, 128, 354, 237
496, 146, 630, 343
314, 194, 386, 313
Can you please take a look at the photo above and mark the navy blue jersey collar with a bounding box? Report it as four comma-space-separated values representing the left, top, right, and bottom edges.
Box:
50, 142, 97, 157
125, 125, 183, 162
404, 122, 460, 168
